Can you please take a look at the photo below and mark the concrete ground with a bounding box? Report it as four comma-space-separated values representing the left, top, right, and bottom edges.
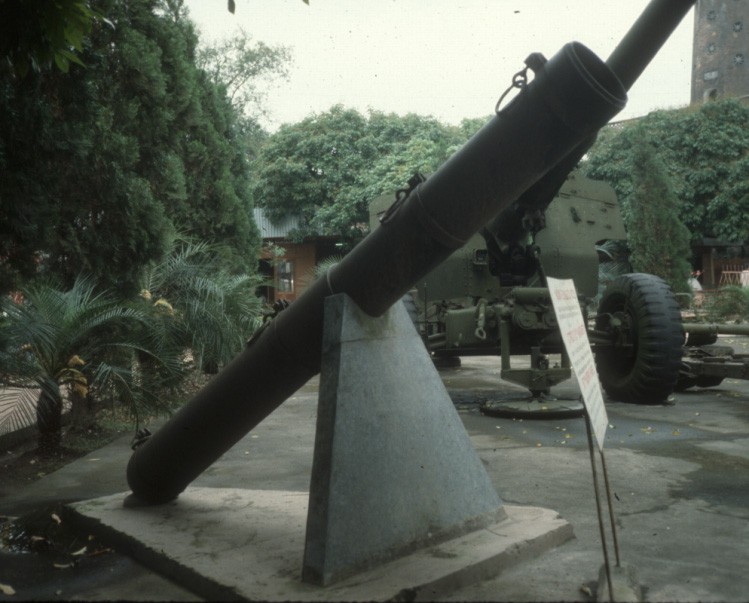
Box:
1, 336, 748, 601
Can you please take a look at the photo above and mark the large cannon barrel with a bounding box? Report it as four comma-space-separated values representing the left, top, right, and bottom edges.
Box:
127, 2, 693, 505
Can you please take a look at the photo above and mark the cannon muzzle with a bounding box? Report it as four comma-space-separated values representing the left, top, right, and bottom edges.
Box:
484, 0, 695, 246
127, 2, 693, 504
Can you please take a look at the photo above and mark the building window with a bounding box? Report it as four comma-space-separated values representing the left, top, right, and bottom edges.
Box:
277, 260, 294, 293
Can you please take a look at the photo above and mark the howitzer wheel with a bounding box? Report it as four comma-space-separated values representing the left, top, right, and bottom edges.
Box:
595, 273, 683, 403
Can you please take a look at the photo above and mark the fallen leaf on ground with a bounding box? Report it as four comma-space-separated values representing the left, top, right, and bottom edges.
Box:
51, 513, 61, 525
672, 429, 681, 436
0, 583, 16, 595
53, 562, 74, 569
641, 426, 655, 434
71, 546, 87, 556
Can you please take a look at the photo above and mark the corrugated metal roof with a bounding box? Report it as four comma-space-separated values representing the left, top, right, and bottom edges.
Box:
253, 208, 302, 239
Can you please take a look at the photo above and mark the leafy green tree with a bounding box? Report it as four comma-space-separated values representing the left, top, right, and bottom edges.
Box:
196, 28, 291, 167
0, 0, 263, 294
625, 129, 692, 295
251, 107, 472, 247
0, 276, 186, 453
584, 99, 749, 244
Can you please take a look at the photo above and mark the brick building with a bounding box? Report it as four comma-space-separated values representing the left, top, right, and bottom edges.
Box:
254, 208, 340, 303
692, 0, 749, 103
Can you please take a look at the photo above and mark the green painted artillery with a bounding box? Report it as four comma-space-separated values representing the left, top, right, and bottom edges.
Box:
370, 169, 686, 403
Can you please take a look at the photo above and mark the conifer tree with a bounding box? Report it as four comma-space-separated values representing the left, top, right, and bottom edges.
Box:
626, 128, 693, 295
0, 0, 276, 294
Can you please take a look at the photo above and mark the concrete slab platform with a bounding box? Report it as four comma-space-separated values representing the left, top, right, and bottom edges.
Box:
66, 487, 573, 602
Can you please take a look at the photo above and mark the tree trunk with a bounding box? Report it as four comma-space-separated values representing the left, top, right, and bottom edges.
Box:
36, 384, 63, 454
201, 358, 219, 374
69, 388, 96, 433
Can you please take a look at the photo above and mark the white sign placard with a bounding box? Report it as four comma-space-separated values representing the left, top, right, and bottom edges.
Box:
547, 277, 608, 450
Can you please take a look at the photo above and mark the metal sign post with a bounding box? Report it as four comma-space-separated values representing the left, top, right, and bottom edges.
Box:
547, 278, 626, 602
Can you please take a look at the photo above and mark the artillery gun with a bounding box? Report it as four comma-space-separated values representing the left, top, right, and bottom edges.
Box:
126, 0, 697, 505
369, 170, 685, 404
370, 172, 749, 402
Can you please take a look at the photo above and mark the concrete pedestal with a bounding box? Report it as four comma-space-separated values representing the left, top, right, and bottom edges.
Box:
303, 294, 508, 584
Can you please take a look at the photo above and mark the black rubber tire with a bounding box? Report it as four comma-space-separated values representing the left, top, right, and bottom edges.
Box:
595, 273, 683, 403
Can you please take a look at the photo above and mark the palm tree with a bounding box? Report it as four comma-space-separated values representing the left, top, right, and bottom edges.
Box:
0, 276, 186, 454
140, 241, 265, 373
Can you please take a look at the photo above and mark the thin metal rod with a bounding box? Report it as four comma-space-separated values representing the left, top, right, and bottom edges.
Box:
599, 448, 622, 567
585, 410, 615, 602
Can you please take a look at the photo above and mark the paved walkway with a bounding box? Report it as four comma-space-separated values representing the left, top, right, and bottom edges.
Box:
2, 346, 749, 601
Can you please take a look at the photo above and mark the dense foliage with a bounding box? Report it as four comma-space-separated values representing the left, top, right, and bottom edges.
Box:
140, 239, 265, 373
0, 0, 103, 77
0, 0, 289, 450
0, 0, 288, 295
584, 99, 749, 244
0, 276, 187, 451
251, 106, 487, 246
625, 128, 693, 294
0, 242, 265, 451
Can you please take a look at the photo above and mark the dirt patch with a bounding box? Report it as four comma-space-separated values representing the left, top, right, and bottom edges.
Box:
0, 426, 127, 492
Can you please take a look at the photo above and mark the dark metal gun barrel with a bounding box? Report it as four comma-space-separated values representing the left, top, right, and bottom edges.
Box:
127, 1, 696, 505
606, 0, 696, 91
684, 323, 749, 337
